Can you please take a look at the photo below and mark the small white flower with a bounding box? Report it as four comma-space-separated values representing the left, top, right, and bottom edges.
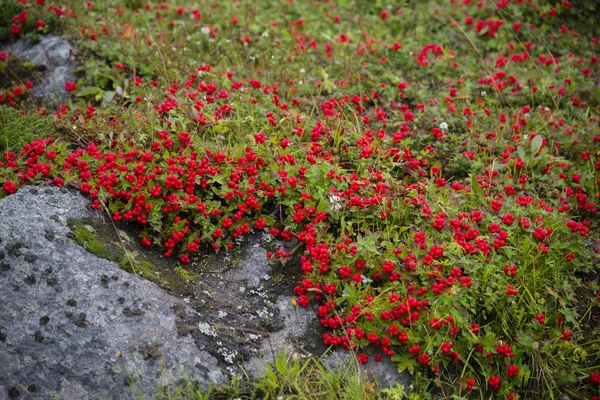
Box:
300, 68, 305, 73
440, 122, 448, 130
201, 26, 210, 35
329, 195, 342, 211
261, 31, 269, 37
481, 91, 486, 96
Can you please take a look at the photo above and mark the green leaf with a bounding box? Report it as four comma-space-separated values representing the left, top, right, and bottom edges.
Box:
103, 90, 116, 105
96, 72, 116, 85
397, 226, 410, 234
530, 135, 543, 156
480, 332, 497, 354
317, 200, 329, 212
76, 86, 104, 98
392, 355, 418, 375
470, 174, 484, 202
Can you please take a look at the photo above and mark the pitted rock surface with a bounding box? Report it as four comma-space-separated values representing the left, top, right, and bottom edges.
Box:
0, 186, 226, 399
1, 35, 76, 103
0, 186, 409, 399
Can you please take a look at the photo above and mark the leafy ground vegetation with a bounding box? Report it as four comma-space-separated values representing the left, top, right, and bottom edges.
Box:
1, 0, 600, 398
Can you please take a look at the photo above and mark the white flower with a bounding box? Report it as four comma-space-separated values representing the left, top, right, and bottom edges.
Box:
201, 26, 210, 35
329, 195, 342, 211
440, 122, 448, 130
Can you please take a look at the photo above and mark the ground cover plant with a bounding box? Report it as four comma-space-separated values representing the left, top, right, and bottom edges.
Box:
1, 0, 599, 398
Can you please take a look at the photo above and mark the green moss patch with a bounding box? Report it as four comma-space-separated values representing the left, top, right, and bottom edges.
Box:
67, 218, 122, 263
119, 258, 162, 285
66, 217, 203, 295
0, 106, 54, 151
174, 266, 198, 282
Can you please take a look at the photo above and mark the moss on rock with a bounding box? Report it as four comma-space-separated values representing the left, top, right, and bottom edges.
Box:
119, 258, 163, 286
67, 219, 122, 263
174, 266, 198, 282
67, 217, 188, 293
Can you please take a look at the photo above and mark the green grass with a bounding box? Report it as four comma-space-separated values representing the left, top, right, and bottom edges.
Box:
130, 350, 412, 400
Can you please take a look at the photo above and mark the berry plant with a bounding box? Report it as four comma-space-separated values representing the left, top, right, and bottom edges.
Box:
1, 0, 599, 398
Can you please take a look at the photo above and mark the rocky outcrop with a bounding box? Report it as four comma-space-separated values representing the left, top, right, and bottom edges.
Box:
0, 186, 410, 399
0, 187, 226, 399
1, 35, 76, 104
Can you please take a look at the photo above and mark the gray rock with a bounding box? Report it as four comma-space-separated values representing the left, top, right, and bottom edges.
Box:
223, 241, 270, 289
1, 35, 76, 103
0, 187, 226, 399
244, 296, 318, 377
59, 383, 89, 400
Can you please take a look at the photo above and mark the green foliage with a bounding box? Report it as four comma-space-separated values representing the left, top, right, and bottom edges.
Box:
0, 106, 54, 151
1, 0, 599, 398
0, 0, 63, 43
159, 350, 396, 400
0, 0, 26, 43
